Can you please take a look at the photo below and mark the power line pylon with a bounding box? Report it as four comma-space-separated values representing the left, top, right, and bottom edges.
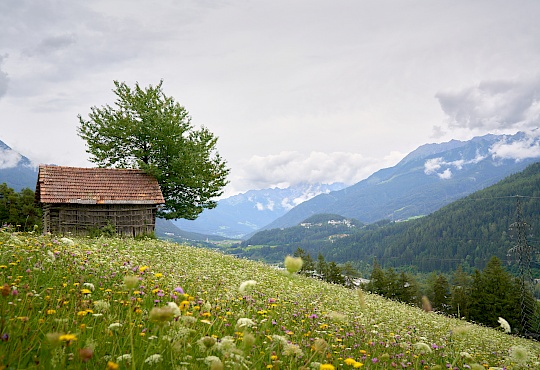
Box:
508, 195, 539, 337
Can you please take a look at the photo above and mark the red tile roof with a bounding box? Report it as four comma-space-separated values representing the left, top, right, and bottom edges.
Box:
36, 165, 165, 204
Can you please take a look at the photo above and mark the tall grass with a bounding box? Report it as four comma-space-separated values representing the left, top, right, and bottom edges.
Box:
0, 228, 538, 369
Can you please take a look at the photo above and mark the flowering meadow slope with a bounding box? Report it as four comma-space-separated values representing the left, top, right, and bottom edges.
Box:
0, 229, 539, 369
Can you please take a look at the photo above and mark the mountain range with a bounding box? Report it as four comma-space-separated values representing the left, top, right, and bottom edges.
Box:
259, 131, 540, 232
171, 182, 346, 239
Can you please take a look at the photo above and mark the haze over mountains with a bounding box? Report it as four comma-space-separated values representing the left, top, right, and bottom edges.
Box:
172, 182, 346, 239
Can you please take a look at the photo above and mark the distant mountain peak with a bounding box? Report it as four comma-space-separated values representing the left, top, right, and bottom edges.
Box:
0, 139, 38, 191
0, 140, 35, 168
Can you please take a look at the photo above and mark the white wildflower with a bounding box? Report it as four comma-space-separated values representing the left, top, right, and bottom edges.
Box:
60, 237, 74, 246
167, 301, 181, 317
108, 322, 122, 330
282, 343, 304, 357
498, 317, 511, 334
235, 318, 256, 330
271, 335, 288, 345
116, 354, 132, 362
238, 280, 257, 293
211, 361, 224, 370
204, 355, 222, 366
94, 300, 110, 313
217, 336, 236, 354
46, 250, 56, 262
144, 354, 162, 365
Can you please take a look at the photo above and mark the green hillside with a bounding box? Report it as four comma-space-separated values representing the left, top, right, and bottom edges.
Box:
1, 228, 538, 369
240, 162, 540, 272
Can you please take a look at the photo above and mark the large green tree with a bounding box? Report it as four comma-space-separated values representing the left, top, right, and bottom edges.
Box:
78, 80, 229, 220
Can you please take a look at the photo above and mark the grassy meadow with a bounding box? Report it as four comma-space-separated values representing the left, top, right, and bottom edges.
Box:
0, 227, 539, 369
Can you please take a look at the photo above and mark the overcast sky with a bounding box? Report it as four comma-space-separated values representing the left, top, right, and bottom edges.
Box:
1, 0, 540, 196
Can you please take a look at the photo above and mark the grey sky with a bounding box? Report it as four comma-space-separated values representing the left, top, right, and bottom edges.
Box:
1, 0, 540, 195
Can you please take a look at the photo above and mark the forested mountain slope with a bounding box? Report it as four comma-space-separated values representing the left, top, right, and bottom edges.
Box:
241, 161, 540, 272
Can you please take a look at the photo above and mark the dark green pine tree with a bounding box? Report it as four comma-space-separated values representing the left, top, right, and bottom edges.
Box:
294, 248, 316, 274
366, 260, 386, 296
316, 253, 329, 281
327, 261, 345, 285
384, 267, 400, 301
450, 265, 472, 318
397, 271, 420, 305
431, 274, 451, 314
468, 257, 521, 331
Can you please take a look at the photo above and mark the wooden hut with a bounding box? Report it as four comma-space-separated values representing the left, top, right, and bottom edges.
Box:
35, 165, 165, 237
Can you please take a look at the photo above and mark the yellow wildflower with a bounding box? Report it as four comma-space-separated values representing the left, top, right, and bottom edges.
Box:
59, 333, 77, 342
344, 358, 356, 365
320, 364, 335, 370
106, 361, 120, 370
179, 300, 190, 310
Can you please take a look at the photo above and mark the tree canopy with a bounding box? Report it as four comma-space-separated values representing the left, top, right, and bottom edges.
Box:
78, 80, 229, 220
0, 183, 41, 231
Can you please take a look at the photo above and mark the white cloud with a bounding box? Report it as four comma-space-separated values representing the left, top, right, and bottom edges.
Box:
255, 200, 275, 212
436, 77, 540, 132
0, 55, 8, 98
228, 150, 404, 196
424, 158, 443, 175
424, 152, 487, 178
438, 168, 452, 180
279, 186, 331, 210
489, 131, 540, 161
0, 148, 22, 169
